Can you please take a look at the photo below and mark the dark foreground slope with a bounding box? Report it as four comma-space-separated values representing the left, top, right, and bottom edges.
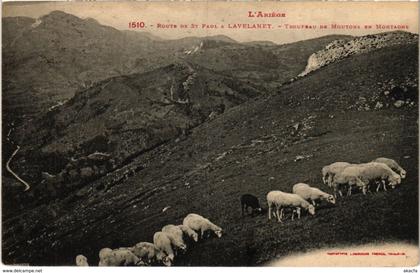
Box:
2, 43, 418, 266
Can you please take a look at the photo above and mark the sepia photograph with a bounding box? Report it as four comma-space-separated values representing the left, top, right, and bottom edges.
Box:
1, 1, 419, 269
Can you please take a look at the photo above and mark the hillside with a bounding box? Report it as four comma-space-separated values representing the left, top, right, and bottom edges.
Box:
3, 12, 156, 120
2, 39, 418, 266
9, 62, 265, 200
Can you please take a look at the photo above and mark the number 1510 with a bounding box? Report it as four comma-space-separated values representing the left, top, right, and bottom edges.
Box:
129, 22, 145, 28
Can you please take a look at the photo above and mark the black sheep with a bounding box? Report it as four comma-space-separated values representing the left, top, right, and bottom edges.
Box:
240, 194, 262, 216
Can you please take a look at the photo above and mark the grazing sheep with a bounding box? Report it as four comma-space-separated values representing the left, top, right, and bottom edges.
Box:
153, 232, 175, 266
240, 194, 263, 216
322, 162, 351, 186
292, 183, 336, 206
98, 247, 112, 265
98, 248, 142, 266
332, 166, 367, 197
75, 254, 89, 266
162, 224, 187, 252
130, 242, 167, 265
333, 162, 400, 196
372, 157, 406, 179
360, 162, 401, 191
178, 224, 199, 242
183, 213, 223, 239
266, 191, 315, 223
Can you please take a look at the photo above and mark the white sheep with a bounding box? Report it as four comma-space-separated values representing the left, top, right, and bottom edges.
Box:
359, 162, 401, 191
153, 231, 175, 266
162, 224, 187, 252
332, 165, 368, 197
178, 224, 199, 242
75, 254, 89, 266
292, 183, 336, 206
333, 162, 400, 196
182, 213, 223, 239
98, 247, 112, 265
130, 242, 167, 265
321, 162, 351, 186
372, 157, 406, 179
98, 248, 142, 266
266, 191, 315, 223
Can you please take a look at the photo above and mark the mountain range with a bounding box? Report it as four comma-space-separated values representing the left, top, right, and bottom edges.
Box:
2, 10, 350, 125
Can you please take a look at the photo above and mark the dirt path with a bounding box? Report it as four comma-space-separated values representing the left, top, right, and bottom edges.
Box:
6, 145, 31, 191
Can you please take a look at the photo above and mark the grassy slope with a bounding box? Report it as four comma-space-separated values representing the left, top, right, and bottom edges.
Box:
2, 44, 418, 266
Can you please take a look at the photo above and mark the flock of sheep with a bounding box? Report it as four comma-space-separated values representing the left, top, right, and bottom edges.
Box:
243, 157, 406, 223
325, 157, 405, 196
75, 213, 223, 266
75, 157, 405, 266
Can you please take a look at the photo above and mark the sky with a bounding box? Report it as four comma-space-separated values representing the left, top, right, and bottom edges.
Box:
3, 1, 418, 44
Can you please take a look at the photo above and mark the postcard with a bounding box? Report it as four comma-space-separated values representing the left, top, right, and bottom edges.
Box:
1, 1, 419, 269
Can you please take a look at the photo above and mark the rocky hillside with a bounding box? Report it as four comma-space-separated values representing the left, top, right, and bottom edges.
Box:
299, 31, 418, 76
2, 38, 418, 266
